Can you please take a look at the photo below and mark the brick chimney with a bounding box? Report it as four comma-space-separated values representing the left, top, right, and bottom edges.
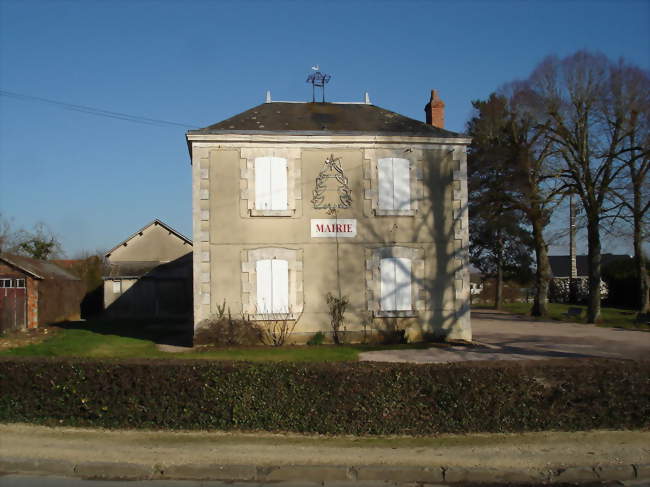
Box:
424, 89, 445, 129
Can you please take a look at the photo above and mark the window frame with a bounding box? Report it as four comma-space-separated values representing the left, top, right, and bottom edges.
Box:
14, 278, 25, 288
0, 278, 13, 288
241, 247, 304, 321
366, 246, 425, 318
362, 149, 423, 217
240, 148, 302, 218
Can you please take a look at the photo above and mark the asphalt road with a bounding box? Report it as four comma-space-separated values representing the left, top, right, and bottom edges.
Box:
359, 309, 650, 363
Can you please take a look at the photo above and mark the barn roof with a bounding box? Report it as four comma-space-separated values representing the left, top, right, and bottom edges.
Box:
187, 102, 465, 138
0, 253, 81, 280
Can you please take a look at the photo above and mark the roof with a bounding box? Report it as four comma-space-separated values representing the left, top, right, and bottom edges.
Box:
187, 102, 464, 138
0, 253, 81, 280
105, 219, 192, 258
104, 253, 192, 279
549, 254, 632, 277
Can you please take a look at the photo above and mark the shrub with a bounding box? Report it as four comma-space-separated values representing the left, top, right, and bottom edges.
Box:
194, 305, 264, 347
307, 331, 325, 346
326, 292, 349, 345
258, 312, 297, 347
0, 358, 648, 435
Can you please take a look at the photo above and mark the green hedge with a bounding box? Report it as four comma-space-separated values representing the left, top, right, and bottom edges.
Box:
1, 357, 648, 434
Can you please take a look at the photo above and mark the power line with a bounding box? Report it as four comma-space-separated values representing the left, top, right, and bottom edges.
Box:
0, 89, 199, 129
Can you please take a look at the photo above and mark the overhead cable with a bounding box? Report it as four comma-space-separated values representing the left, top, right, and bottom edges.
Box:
0, 89, 198, 129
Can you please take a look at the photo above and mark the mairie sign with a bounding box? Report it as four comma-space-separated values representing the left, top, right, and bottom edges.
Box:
311, 219, 357, 238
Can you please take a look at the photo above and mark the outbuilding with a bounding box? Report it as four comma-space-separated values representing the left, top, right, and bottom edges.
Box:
0, 253, 85, 331
103, 219, 193, 318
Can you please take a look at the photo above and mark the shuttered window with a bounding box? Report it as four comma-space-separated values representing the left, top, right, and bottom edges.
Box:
380, 257, 412, 311
378, 157, 411, 211
256, 259, 289, 314
255, 157, 288, 211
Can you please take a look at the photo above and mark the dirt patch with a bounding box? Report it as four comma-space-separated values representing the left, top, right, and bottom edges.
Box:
0, 326, 58, 351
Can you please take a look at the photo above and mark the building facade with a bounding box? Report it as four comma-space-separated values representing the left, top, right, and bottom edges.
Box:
103, 219, 193, 318
0, 253, 85, 331
186, 91, 471, 341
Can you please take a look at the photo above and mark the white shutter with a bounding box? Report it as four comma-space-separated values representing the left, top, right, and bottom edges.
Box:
270, 157, 288, 210
394, 257, 412, 310
256, 259, 273, 313
255, 157, 272, 210
380, 257, 412, 311
380, 258, 396, 310
378, 158, 394, 210
271, 259, 289, 313
392, 158, 411, 210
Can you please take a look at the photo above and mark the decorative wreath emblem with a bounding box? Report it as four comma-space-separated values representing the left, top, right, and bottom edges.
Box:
311, 154, 352, 211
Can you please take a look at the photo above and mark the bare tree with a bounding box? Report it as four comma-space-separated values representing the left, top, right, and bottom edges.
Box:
525, 51, 635, 322
605, 61, 650, 315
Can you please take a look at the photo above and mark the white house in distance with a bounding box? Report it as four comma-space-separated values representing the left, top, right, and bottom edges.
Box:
185, 89, 471, 342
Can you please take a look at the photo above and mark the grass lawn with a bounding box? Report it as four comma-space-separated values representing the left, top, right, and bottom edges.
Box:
501, 302, 650, 331
0, 319, 429, 361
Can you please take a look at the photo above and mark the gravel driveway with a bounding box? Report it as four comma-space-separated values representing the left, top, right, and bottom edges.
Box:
359, 309, 650, 363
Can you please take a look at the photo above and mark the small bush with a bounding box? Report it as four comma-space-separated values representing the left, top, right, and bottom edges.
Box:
194, 306, 264, 347
258, 312, 297, 347
307, 331, 325, 346
326, 293, 349, 345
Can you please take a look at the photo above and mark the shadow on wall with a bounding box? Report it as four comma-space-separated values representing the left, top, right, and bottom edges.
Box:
341, 149, 470, 342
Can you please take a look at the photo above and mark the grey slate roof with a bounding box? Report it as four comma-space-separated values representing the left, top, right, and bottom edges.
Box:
549, 254, 631, 278
0, 253, 81, 280
188, 102, 464, 138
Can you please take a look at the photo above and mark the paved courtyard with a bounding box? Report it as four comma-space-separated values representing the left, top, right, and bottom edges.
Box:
359, 309, 650, 363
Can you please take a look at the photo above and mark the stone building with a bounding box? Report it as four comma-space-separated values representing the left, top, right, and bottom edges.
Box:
0, 253, 84, 331
185, 90, 471, 342
103, 219, 193, 318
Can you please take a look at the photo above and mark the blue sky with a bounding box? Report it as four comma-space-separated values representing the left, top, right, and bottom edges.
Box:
1, 0, 648, 257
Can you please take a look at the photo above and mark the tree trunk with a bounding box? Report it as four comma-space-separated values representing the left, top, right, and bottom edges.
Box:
531, 218, 550, 317
633, 211, 649, 314
495, 259, 504, 310
586, 212, 602, 323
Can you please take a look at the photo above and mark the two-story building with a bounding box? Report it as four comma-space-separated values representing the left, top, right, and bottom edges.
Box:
185, 90, 471, 342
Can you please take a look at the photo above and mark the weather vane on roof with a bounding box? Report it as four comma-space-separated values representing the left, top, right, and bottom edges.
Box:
306, 65, 331, 103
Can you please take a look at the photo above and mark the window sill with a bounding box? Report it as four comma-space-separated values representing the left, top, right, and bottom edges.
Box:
374, 209, 416, 217
250, 209, 294, 217
374, 310, 418, 318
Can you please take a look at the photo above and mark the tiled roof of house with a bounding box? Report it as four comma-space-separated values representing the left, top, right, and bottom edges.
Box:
0, 253, 81, 280
188, 102, 464, 138
549, 254, 632, 278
